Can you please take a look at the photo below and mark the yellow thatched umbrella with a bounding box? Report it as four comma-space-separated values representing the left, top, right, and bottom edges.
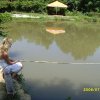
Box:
47, 1, 67, 15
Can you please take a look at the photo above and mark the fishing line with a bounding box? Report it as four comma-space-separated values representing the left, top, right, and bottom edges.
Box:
19, 60, 100, 65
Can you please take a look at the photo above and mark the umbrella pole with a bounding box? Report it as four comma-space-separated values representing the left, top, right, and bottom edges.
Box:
56, 7, 57, 15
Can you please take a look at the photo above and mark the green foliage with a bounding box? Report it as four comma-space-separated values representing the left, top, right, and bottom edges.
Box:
67, 0, 100, 13
32, 1, 46, 13
0, 1, 8, 9
0, 1, 14, 12
0, 12, 11, 37
66, 10, 83, 16
16, 73, 25, 84
0, 0, 100, 13
20, 1, 33, 11
0, 31, 7, 36
0, 12, 12, 23
0, 0, 47, 13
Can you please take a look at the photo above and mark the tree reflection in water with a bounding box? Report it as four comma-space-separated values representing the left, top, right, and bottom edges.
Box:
5, 20, 100, 60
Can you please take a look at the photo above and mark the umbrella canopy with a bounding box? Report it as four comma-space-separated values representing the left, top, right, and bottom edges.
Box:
47, 1, 67, 15
47, 1, 67, 8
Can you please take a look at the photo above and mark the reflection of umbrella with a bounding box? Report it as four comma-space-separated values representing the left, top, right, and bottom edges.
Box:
47, 1, 67, 15
46, 27, 65, 35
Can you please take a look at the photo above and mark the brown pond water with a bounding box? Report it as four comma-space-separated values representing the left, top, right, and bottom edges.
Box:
3, 20, 100, 100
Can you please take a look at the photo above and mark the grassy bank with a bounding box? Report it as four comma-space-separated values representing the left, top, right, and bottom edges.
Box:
10, 11, 100, 23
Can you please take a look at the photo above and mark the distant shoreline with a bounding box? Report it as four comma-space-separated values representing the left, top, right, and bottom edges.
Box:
11, 13, 100, 22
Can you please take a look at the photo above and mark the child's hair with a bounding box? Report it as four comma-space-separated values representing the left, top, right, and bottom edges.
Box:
0, 37, 12, 58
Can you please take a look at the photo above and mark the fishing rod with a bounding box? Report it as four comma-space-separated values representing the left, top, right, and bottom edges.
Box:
19, 60, 100, 65
0, 60, 100, 64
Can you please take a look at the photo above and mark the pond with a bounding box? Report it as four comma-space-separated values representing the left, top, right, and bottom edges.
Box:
4, 20, 100, 100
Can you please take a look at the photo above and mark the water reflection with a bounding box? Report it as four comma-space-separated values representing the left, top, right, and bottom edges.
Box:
6, 21, 100, 60
21, 62, 100, 100
26, 79, 100, 100
46, 27, 65, 35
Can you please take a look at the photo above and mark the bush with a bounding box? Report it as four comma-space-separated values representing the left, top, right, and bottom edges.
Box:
0, 1, 13, 12
0, 31, 7, 36
32, 1, 46, 13
0, 0, 47, 13
0, 1, 8, 9
0, 12, 12, 23
13, 1, 46, 13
